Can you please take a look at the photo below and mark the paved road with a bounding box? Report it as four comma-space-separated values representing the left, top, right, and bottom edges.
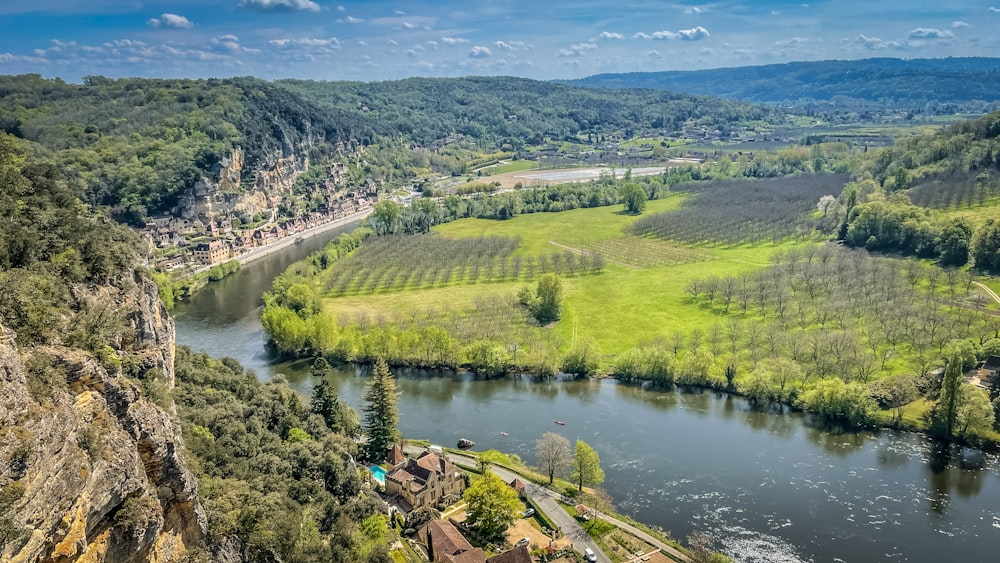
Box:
461, 455, 612, 563
404, 446, 610, 563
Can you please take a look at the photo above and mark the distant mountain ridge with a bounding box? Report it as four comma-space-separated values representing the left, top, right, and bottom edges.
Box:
558, 58, 1000, 108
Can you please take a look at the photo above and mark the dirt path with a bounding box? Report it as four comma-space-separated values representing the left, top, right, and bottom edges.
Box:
973, 281, 1000, 306
547, 240, 642, 271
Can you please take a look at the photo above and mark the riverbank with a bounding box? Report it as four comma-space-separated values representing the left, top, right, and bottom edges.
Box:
190, 207, 373, 275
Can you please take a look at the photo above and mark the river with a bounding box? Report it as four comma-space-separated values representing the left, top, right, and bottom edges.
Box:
174, 225, 1000, 563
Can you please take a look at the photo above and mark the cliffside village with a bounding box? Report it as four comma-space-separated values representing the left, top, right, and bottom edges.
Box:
142, 189, 381, 271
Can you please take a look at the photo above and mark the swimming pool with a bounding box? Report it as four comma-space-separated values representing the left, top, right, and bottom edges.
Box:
369, 465, 387, 486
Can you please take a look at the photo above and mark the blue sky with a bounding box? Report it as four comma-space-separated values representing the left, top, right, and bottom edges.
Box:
0, 1, 998, 82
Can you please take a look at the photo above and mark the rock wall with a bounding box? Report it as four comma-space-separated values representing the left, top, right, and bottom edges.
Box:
175, 145, 310, 223
0, 273, 206, 562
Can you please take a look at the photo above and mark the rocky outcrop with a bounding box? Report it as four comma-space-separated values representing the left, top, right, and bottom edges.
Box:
175, 145, 310, 223
0, 273, 206, 562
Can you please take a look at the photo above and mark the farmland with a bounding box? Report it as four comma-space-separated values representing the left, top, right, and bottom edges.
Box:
316, 195, 815, 357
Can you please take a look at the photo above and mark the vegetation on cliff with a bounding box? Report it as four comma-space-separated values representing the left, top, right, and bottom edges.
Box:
0, 75, 372, 223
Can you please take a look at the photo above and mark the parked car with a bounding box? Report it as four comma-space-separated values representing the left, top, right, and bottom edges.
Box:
515, 537, 530, 548
584, 547, 598, 562
523, 508, 535, 518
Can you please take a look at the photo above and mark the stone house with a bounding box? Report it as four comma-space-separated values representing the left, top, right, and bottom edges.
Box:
192, 240, 230, 265
385, 449, 465, 512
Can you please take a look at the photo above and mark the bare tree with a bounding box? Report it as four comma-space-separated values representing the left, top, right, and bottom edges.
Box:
535, 432, 572, 485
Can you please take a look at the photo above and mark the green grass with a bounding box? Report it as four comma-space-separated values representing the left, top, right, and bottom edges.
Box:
324, 198, 815, 358
487, 160, 538, 174
936, 197, 1000, 229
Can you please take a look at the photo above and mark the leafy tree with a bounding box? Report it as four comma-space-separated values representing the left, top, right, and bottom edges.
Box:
798, 379, 875, 426
935, 218, 972, 266
571, 440, 605, 492
535, 432, 571, 485
361, 357, 401, 461
534, 273, 563, 324
955, 386, 995, 436
261, 304, 308, 352
936, 351, 964, 437
463, 470, 521, 541
621, 182, 647, 214
870, 374, 920, 426
370, 201, 402, 236
971, 219, 1000, 272
311, 358, 360, 437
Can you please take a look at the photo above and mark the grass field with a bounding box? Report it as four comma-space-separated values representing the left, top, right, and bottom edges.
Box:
484, 160, 539, 175
322, 197, 815, 356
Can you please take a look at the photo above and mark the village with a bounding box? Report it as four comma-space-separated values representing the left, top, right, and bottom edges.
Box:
371, 444, 687, 563
141, 187, 383, 271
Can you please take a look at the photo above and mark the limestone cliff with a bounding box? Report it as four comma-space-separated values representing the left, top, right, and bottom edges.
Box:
0, 273, 206, 562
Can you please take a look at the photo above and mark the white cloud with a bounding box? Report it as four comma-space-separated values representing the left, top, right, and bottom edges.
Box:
684, 6, 704, 15
646, 50, 661, 57
494, 40, 532, 51
358, 40, 368, 46
852, 34, 900, 50
468, 45, 491, 58
147, 13, 194, 29
647, 26, 709, 41
600, 31, 624, 39
395, 10, 406, 15
677, 26, 710, 41
239, 0, 320, 13
402, 22, 417, 29
774, 37, 807, 48
337, 4, 345, 11
907, 28, 953, 39
338, 16, 365, 23
952, 21, 970, 28
387, 39, 398, 46
441, 36, 469, 44
269, 36, 341, 49
990, 7, 1000, 13
557, 42, 597, 57
633, 32, 651, 39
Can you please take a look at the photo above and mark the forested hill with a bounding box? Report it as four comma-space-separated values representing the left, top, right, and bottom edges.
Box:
0, 74, 373, 220
276, 76, 780, 146
559, 58, 1000, 109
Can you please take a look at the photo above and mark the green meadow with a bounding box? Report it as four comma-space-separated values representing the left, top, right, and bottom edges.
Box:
322, 197, 816, 357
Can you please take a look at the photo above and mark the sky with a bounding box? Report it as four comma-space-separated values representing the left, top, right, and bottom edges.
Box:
0, 1, 998, 83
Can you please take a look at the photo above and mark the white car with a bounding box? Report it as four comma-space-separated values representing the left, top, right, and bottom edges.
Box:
584, 547, 598, 562
515, 537, 530, 548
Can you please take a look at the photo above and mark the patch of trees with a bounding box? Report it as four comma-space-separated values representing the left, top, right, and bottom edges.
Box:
630, 174, 848, 245
0, 134, 139, 346
852, 109, 1000, 216
0, 74, 373, 220
323, 234, 602, 297
206, 259, 240, 282
838, 184, 1000, 271
620, 245, 1000, 432
277, 76, 779, 149
174, 347, 390, 562
559, 58, 1000, 109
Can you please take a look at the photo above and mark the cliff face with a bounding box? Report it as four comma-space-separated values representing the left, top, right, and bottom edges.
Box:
0, 273, 206, 562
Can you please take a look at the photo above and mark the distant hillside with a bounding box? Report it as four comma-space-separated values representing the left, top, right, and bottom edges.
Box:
277, 76, 781, 146
0, 74, 372, 221
559, 58, 1000, 109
